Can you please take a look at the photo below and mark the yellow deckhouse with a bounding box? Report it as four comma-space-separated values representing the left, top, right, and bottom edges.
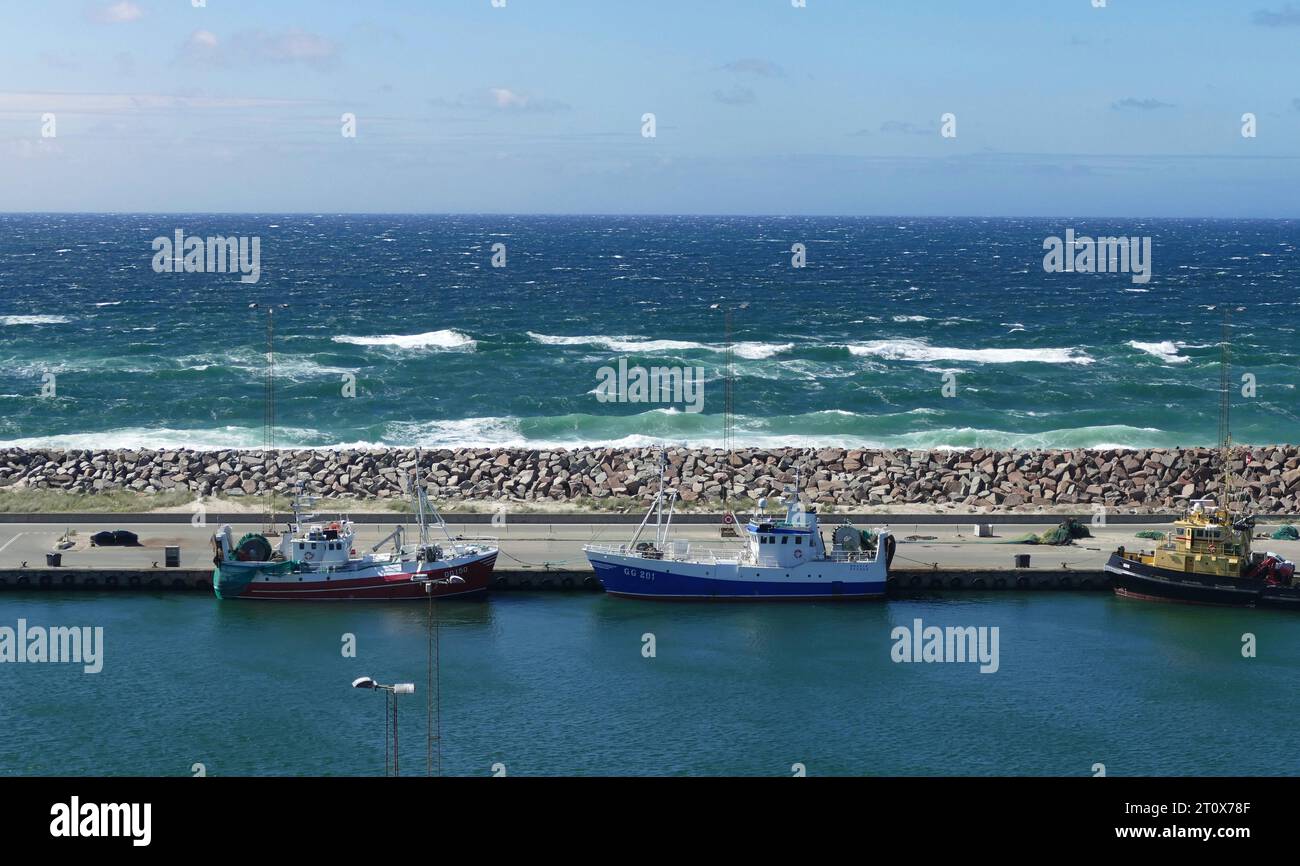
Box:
1143, 499, 1252, 579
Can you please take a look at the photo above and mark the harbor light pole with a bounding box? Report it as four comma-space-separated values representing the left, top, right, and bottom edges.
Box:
351, 676, 415, 776
416, 575, 466, 777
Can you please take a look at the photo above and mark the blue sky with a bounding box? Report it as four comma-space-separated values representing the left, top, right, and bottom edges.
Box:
1, 0, 1298, 216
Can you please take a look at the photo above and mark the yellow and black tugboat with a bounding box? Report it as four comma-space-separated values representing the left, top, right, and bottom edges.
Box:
1105, 311, 1299, 611
1106, 498, 1298, 610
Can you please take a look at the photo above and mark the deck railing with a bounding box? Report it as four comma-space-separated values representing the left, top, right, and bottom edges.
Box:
582, 542, 883, 565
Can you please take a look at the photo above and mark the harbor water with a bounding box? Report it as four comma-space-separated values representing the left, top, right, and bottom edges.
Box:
1, 592, 1294, 776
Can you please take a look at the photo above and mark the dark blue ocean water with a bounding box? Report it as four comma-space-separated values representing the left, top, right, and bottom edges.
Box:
1, 214, 1297, 450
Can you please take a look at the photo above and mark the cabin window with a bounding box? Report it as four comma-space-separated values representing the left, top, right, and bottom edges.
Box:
795, 537, 802, 545
781, 536, 788, 544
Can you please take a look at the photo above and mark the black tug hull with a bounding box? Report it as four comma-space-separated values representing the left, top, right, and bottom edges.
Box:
1105, 554, 1300, 611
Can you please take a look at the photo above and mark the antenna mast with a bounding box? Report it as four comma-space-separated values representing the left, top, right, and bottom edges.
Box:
723, 307, 735, 455
264, 307, 276, 534
1218, 307, 1233, 510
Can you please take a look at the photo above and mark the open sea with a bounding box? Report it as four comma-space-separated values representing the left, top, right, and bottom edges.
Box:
1, 214, 1297, 452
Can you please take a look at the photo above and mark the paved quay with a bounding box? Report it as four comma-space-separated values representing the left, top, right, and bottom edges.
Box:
2, 514, 1297, 593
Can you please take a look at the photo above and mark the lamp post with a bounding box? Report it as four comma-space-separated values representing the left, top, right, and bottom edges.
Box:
415, 574, 465, 777
352, 676, 415, 776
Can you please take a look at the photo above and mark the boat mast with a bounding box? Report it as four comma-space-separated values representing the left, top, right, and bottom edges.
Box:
629, 450, 665, 549
414, 448, 429, 547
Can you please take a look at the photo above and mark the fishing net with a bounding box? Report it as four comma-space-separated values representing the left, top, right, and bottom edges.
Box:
1135, 530, 1167, 540
999, 518, 1092, 546
1270, 525, 1300, 541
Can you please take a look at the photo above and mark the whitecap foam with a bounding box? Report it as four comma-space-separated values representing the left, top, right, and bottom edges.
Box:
732, 341, 793, 359
0, 426, 329, 451
333, 329, 476, 351
2, 315, 72, 325
1128, 340, 1188, 364
528, 332, 791, 358
847, 339, 1093, 365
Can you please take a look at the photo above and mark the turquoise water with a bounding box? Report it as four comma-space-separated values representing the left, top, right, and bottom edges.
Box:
1, 592, 1294, 776
2, 215, 1298, 451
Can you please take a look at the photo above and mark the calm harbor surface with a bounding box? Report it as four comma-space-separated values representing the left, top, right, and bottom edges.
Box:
2, 592, 1295, 777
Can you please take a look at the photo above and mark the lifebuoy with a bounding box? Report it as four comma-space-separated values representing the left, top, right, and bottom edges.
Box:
1208, 543, 1217, 555
304, 551, 315, 561
722, 514, 735, 525
793, 548, 803, 559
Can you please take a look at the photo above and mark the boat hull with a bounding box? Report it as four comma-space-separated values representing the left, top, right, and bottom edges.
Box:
215, 552, 497, 601
1105, 553, 1300, 611
587, 552, 886, 600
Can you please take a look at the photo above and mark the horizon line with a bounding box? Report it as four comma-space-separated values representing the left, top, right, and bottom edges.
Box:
1, 211, 1297, 221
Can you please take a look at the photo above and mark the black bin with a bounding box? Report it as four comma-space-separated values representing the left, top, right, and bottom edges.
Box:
1014, 554, 1031, 569
46, 552, 62, 567
165, 546, 181, 568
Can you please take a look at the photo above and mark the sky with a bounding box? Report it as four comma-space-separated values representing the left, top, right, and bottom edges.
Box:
0, 0, 1298, 216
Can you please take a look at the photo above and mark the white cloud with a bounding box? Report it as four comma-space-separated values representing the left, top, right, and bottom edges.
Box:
489, 88, 528, 110
245, 29, 339, 66
95, 1, 144, 23
176, 28, 341, 68
432, 88, 570, 114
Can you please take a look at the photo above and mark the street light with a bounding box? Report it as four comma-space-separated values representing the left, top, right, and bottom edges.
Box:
414, 574, 466, 777
352, 676, 416, 776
